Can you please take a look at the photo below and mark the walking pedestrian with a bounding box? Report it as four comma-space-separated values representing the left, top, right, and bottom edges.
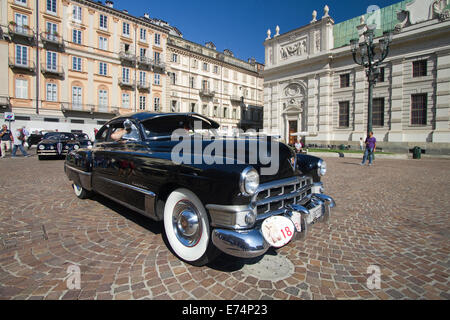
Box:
361, 132, 376, 166
11, 128, 29, 157
1, 124, 13, 158
21, 126, 30, 148
359, 137, 364, 150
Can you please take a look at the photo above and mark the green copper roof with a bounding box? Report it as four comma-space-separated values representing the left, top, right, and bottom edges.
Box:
333, 0, 413, 48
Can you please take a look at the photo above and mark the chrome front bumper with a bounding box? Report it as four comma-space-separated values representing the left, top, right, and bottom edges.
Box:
211, 193, 335, 258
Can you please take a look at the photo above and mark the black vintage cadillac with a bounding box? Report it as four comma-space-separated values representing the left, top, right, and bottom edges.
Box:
64, 112, 335, 266
73, 133, 93, 149
37, 132, 81, 160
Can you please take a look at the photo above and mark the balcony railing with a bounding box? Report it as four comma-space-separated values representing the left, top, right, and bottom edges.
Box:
137, 81, 150, 91
137, 56, 153, 68
119, 51, 136, 63
61, 103, 119, 114
40, 32, 65, 50
8, 24, 35, 43
41, 64, 65, 77
9, 58, 36, 73
231, 95, 243, 103
118, 77, 136, 88
0, 96, 11, 108
152, 59, 165, 72
199, 88, 215, 97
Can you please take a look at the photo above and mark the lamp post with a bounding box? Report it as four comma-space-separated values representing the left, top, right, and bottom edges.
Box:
350, 26, 393, 136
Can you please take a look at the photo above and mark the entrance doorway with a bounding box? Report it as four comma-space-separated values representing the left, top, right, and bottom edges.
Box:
288, 120, 297, 145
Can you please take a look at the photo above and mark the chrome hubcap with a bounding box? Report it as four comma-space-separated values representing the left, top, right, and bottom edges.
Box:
172, 200, 201, 247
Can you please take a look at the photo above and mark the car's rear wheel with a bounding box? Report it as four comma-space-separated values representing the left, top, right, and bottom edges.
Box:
72, 183, 92, 199
163, 188, 219, 266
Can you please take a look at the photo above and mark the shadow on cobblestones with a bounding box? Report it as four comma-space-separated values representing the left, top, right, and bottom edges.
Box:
93, 194, 163, 235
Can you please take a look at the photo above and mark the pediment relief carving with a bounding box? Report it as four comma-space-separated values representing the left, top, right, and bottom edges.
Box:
283, 83, 306, 98
280, 38, 308, 60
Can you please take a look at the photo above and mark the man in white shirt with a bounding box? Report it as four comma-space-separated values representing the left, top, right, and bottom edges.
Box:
11, 128, 29, 157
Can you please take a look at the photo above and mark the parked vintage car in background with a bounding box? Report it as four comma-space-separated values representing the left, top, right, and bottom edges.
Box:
73, 132, 93, 149
37, 132, 81, 160
64, 112, 335, 266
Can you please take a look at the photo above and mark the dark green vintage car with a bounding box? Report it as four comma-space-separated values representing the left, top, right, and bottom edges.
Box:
64, 112, 335, 266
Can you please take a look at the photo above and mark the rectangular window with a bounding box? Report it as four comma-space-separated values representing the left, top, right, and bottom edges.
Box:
73, 29, 82, 44
154, 74, 160, 85
15, 0, 27, 5
140, 28, 146, 41
223, 107, 228, 118
46, 51, 57, 70
413, 60, 427, 77
377, 67, 385, 83
340, 74, 350, 88
139, 71, 146, 85
122, 93, 130, 108
99, 14, 108, 30
47, 0, 56, 14
411, 94, 427, 125
46, 83, 57, 102
154, 98, 160, 112
203, 63, 208, 71
213, 106, 218, 117
190, 103, 196, 113
139, 96, 146, 110
45, 22, 57, 41
171, 100, 177, 112
172, 53, 178, 63
140, 48, 146, 58
373, 98, 385, 127
122, 68, 130, 82
99, 90, 108, 107
170, 72, 176, 85
99, 36, 108, 50
15, 79, 28, 99
154, 33, 160, 45
73, 5, 82, 22
123, 22, 130, 36
99, 62, 107, 76
214, 66, 219, 74
154, 52, 161, 63
72, 56, 82, 71
72, 86, 82, 107
190, 77, 195, 89
338, 101, 350, 128
15, 45, 28, 66
14, 13, 28, 33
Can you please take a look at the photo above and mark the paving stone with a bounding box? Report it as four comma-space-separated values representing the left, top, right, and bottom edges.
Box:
0, 157, 448, 300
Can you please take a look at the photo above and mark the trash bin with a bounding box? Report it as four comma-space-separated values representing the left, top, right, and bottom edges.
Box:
339, 144, 346, 150
413, 146, 421, 159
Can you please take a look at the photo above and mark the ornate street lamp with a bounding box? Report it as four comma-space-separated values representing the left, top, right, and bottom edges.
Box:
350, 25, 393, 136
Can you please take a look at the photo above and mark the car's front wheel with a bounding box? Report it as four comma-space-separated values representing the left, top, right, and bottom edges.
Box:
163, 188, 219, 266
72, 183, 92, 199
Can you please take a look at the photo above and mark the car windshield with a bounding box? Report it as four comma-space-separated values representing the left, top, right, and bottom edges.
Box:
140, 114, 219, 139
44, 132, 75, 140
75, 133, 89, 140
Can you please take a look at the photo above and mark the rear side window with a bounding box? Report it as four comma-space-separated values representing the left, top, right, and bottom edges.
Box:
95, 125, 109, 142
141, 116, 189, 138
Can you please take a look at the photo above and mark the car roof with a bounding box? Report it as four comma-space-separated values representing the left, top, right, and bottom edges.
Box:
108, 112, 220, 129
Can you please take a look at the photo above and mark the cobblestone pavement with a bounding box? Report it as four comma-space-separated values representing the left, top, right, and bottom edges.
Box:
0, 155, 449, 300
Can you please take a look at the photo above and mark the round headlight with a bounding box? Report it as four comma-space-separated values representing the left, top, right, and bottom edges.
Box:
38, 145, 45, 150
318, 160, 327, 176
65, 145, 69, 149
50, 146, 54, 150
73, 145, 80, 150
239, 167, 259, 196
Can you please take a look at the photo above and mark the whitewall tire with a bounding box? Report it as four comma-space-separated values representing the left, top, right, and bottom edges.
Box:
163, 188, 219, 266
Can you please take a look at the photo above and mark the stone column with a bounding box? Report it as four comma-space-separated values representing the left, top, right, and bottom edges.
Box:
388, 58, 404, 142
317, 70, 333, 142
307, 75, 318, 134
432, 50, 450, 142
353, 65, 366, 139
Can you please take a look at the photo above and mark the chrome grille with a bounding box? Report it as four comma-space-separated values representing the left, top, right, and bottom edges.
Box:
253, 176, 313, 220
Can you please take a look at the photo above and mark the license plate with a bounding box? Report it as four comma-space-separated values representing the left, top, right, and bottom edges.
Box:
307, 205, 323, 224
261, 216, 295, 248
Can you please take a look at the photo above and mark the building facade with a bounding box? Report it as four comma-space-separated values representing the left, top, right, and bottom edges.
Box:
0, 0, 264, 139
166, 36, 264, 135
263, 0, 450, 154
0, 0, 169, 138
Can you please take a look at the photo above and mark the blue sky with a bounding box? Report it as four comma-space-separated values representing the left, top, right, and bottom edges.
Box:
112, 0, 402, 63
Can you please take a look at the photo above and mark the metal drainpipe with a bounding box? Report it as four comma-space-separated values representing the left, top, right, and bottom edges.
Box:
35, 0, 39, 115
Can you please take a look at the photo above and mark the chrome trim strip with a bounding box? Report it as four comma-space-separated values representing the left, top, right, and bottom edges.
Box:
65, 164, 92, 176
255, 185, 310, 206
98, 176, 155, 197
212, 228, 270, 258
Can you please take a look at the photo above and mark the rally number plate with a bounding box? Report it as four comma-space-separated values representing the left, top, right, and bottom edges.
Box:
261, 216, 295, 248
